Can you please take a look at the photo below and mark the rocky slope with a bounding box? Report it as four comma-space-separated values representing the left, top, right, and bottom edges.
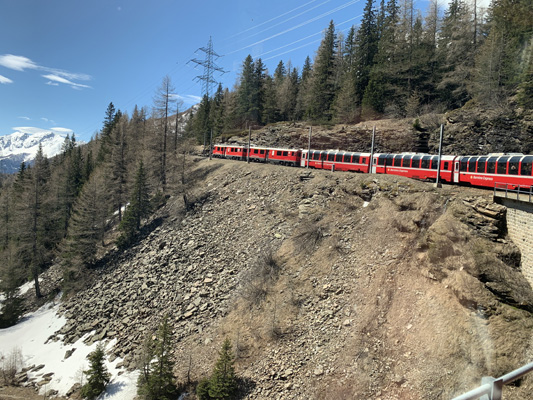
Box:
221, 104, 533, 157
36, 157, 533, 399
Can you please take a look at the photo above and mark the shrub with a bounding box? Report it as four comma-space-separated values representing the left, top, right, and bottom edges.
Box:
0, 347, 23, 386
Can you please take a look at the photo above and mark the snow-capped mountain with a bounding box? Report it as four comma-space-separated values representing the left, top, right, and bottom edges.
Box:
0, 130, 67, 174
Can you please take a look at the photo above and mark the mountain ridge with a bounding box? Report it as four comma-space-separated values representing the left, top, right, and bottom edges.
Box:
0, 130, 68, 173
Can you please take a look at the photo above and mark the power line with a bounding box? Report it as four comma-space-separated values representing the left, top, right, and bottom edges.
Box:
226, 0, 324, 40
226, 0, 360, 55
231, 0, 334, 44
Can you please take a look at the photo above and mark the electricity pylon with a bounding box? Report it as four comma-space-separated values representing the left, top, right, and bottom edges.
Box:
189, 36, 226, 98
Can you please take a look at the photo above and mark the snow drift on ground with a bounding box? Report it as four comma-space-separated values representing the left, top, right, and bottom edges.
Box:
0, 297, 138, 399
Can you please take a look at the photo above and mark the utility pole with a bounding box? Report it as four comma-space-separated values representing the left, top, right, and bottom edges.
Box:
209, 129, 213, 160
435, 124, 444, 188
247, 126, 251, 163
369, 126, 376, 174
307, 127, 312, 168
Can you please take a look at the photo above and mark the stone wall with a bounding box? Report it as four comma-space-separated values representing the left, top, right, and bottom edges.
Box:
499, 198, 533, 287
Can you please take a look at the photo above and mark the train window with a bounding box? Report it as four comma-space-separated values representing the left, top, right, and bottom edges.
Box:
497, 157, 509, 174
343, 154, 351, 163
326, 153, 333, 161
335, 154, 343, 162
361, 157, 366, 164
283, 151, 288, 156
468, 157, 477, 172
402, 156, 412, 168
261, 150, 265, 154
520, 156, 533, 176
378, 155, 387, 166
394, 155, 402, 166
353, 153, 360, 163
460, 158, 469, 172
386, 155, 394, 166
276, 151, 282, 156
477, 157, 487, 173
421, 156, 431, 169
508, 156, 521, 175
431, 157, 438, 169
487, 157, 498, 173
444, 162, 449, 170
412, 156, 422, 168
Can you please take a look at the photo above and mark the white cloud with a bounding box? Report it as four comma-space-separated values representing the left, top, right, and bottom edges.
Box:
42, 74, 91, 89
0, 74, 13, 84
177, 94, 202, 105
0, 54, 38, 71
18, 116, 31, 120
0, 54, 92, 89
13, 126, 73, 135
41, 117, 56, 125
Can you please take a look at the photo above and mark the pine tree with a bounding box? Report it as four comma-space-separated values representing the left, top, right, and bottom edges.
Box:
60, 168, 109, 285
81, 343, 111, 400
473, 0, 533, 105
437, 0, 475, 108
308, 20, 337, 120
117, 161, 151, 248
97, 102, 117, 162
295, 56, 313, 119
237, 55, 257, 125
277, 63, 299, 121
197, 338, 237, 400
208, 339, 237, 399
354, 0, 379, 105
137, 315, 177, 400
0, 244, 24, 328
15, 145, 52, 298
108, 113, 129, 222
210, 83, 225, 138
363, 0, 401, 114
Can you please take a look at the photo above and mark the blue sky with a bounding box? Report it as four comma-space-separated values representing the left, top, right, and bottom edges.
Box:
0, 0, 488, 143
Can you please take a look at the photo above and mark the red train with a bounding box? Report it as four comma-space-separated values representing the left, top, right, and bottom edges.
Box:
212, 144, 533, 189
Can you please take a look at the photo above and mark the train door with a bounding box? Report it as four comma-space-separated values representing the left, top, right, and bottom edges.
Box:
454, 159, 460, 183
372, 155, 378, 174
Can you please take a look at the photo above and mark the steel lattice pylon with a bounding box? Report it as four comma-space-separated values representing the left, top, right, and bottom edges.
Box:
189, 36, 226, 98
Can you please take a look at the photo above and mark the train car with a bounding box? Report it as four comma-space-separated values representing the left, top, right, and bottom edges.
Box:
372, 153, 458, 183
457, 154, 533, 189
301, 150, 325, 169
224, 145, 247, 161
265, 148, 302, 166
301, 150, 370, 172
212, 145, 227, 158
248, 147, 268, 162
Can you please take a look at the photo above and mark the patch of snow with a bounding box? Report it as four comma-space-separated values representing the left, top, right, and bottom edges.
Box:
0, 301, 138, 399
363, 201, 370, 208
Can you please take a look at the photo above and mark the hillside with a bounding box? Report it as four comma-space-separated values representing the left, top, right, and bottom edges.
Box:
220, 105, 533, 157
27, 157, 533, 399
